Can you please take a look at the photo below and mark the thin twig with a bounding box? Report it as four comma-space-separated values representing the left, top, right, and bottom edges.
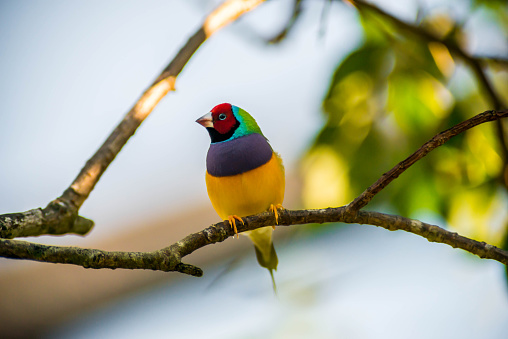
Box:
349, 0, 504, 107
347, 109, 508, 212
350, 0, 508, 182
267, 0, 303, 43
478, 56, 508, 67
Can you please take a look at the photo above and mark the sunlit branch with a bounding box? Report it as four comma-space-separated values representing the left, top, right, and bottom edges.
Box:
347, 109, 508, 212
0, 0, 266, 240
62, 0, 266, 210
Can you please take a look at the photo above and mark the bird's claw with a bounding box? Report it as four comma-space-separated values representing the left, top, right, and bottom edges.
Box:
227, 215, 244, 238
269, 204, 284, 229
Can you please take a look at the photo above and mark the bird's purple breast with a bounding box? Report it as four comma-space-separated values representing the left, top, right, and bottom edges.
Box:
206, 133, 273, 177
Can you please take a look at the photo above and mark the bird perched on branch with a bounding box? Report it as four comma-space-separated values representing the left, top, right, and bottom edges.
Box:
196, 103, 285, 289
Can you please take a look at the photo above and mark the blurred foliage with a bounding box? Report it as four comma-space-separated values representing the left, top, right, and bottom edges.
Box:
302, 1, 508, 246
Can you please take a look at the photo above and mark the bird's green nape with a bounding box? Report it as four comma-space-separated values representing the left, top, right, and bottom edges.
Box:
230, 106, 264, 140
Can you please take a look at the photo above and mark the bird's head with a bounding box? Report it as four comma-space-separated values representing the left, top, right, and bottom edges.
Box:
196, 103, 263, 143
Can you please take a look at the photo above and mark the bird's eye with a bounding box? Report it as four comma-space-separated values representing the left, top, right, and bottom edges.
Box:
218, 113, 227, 121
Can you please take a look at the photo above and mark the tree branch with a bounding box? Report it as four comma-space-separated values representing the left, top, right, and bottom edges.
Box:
349, 0, 508, 185
347, 109, 508, 212
0, 237, 202, 276
2, 206, 508, 276
2, 109, 507, 274
0, 0, 266, 240
61, 0, 266, 210
1, 1, 507, 278
266, 0, 303, 43
0, 201, 94, 239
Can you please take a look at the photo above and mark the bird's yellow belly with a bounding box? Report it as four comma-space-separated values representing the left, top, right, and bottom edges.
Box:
205, 153, 284, 220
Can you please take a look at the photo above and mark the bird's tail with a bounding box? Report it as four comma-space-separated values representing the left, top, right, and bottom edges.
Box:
247, 227, 278, 292
254, 244, 278, 292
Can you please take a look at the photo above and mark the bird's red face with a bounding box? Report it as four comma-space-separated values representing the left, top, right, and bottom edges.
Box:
197, 103, 242, 143
196, 103, 238, 134
209, 103, 237, 134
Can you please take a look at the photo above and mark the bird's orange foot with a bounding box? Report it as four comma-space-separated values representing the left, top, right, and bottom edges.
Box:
227, 215, 244, 238
269, 204, 284, 229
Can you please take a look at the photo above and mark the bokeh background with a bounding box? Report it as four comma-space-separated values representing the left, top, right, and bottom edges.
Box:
1, 0, 507, 338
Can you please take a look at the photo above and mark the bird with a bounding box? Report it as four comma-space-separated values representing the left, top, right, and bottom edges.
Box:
196, 103, 285, 289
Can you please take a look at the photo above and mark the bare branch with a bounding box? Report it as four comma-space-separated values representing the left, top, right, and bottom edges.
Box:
347, 109, 508, 212
349, 0, 505, 106
478, 56, 508, 68
2, 206, 508, 276
352, 211, 508, 265
0, 237, 202, 276
0, 0, 266, 240
267, 0, 303, 43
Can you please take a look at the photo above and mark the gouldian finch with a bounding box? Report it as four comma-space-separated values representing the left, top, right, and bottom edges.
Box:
196, 103, 285, 286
